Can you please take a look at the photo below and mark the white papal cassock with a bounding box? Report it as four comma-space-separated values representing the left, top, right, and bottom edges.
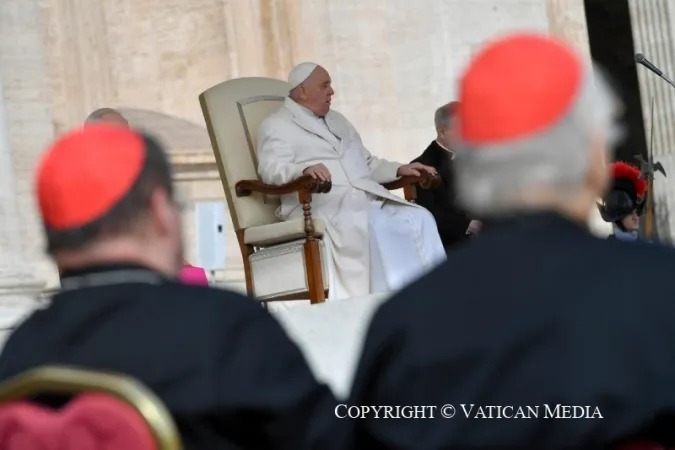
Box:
257, 97, 446, 300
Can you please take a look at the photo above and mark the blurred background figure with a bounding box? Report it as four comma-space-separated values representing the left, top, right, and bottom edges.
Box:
598, 161, 647, 241
84, 108, 211, 285
84, 108, 130, 128
411, 101, 480, 252
179, 260, 209, 285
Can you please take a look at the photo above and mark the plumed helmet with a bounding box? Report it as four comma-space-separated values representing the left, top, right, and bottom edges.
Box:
598, 162, 647, 223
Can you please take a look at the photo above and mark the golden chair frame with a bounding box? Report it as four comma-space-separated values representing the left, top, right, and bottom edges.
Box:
0, 366, 182, 450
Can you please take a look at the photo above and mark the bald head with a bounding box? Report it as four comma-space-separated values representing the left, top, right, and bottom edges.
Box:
288, 63, 334, 116
85, 108, 129, 128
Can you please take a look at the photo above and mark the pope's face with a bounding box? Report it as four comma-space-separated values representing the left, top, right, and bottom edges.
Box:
299, 66, 334, 117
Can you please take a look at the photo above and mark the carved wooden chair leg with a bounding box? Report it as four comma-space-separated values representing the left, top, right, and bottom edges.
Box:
300, 193, 326, 304
237, 231, 255, 297
403, 184, 418, 202
304, 239, 325, 304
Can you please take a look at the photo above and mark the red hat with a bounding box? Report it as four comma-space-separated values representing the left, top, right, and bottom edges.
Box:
36, 125, 146, 230
457, 33, 583, 145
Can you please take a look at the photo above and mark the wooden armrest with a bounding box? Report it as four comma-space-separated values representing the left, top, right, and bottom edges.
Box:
235, 175, 332, 197
381, 173, 441, 191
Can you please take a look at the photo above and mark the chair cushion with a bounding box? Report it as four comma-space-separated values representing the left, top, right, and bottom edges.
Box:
0, 394, 156, 450
244, 218, 325, 246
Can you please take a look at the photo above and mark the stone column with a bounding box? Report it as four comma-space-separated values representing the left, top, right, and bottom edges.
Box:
0, 72, 45, 337
547, 0, 592, 61
628, 0, 675, 241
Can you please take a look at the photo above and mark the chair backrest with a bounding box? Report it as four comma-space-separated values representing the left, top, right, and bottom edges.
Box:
179, 265, 209, 286
0, 366, 181, 450
199, 77, 290, 231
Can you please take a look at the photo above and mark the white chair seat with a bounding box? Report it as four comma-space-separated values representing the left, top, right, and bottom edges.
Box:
244, 218, 325, 246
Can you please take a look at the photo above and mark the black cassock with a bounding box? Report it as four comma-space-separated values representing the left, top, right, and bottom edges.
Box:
0, 264, 339, 450
345, 212, 675, 449
412, 141, 471, 252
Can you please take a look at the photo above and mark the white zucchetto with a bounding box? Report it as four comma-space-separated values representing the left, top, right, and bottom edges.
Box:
288, 62, 318, 90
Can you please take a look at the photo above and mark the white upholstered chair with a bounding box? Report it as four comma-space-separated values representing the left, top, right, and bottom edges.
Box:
199, 77, 331, 304
199, 77, 440, 305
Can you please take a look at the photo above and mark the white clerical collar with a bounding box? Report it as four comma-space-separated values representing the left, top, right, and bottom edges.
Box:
436, 140, 455, 157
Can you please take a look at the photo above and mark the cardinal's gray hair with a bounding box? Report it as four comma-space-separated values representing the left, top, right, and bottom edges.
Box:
452, 63, 622, 217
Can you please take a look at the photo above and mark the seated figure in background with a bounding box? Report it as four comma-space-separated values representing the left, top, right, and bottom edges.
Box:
85, 107, 212, 282
55, 107, 135, 282
257, 62, 446, 300
84, 107, 130, 127
412, 101, 480, 252
179, 260, 210, 285
598, 161, 646, 241
0, 125, 339, 449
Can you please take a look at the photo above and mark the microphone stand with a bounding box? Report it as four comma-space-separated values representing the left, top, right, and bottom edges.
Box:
635, 54, 670, 241
639, 96, 656, 240
657, 73, 675, 90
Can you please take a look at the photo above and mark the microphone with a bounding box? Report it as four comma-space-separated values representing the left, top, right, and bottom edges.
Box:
635, 53, 675, 89
635, 53, 663, 76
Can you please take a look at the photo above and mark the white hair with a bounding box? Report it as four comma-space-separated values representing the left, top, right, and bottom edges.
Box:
453, 63, 623, 217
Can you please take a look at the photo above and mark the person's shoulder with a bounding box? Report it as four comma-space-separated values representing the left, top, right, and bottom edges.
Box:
611, 239, 675, 277
411, 141, 437, 165
560, 239, 675, 326
258, 107, 292, 134
327, 108, 358, 132
327, 108, 348, 122
600, 234, 675, 258
563, 241, 675, 339
162, 283, 265, 316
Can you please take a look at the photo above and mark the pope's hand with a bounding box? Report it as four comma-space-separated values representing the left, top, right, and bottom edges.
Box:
397, 162, 437, 178
303, 163, 331, 182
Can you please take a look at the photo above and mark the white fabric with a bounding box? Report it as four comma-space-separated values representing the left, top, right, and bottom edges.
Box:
257, 97, 447, 300
368, 201, 446, 292
288, 62, 318, 90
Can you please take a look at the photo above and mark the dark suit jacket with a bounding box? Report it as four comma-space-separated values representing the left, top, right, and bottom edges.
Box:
0, 264, 339, 450
412, 141, 471, 251
346, 212, 675, 448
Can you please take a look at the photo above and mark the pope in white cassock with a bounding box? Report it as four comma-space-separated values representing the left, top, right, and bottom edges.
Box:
257, 62, 446, 300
